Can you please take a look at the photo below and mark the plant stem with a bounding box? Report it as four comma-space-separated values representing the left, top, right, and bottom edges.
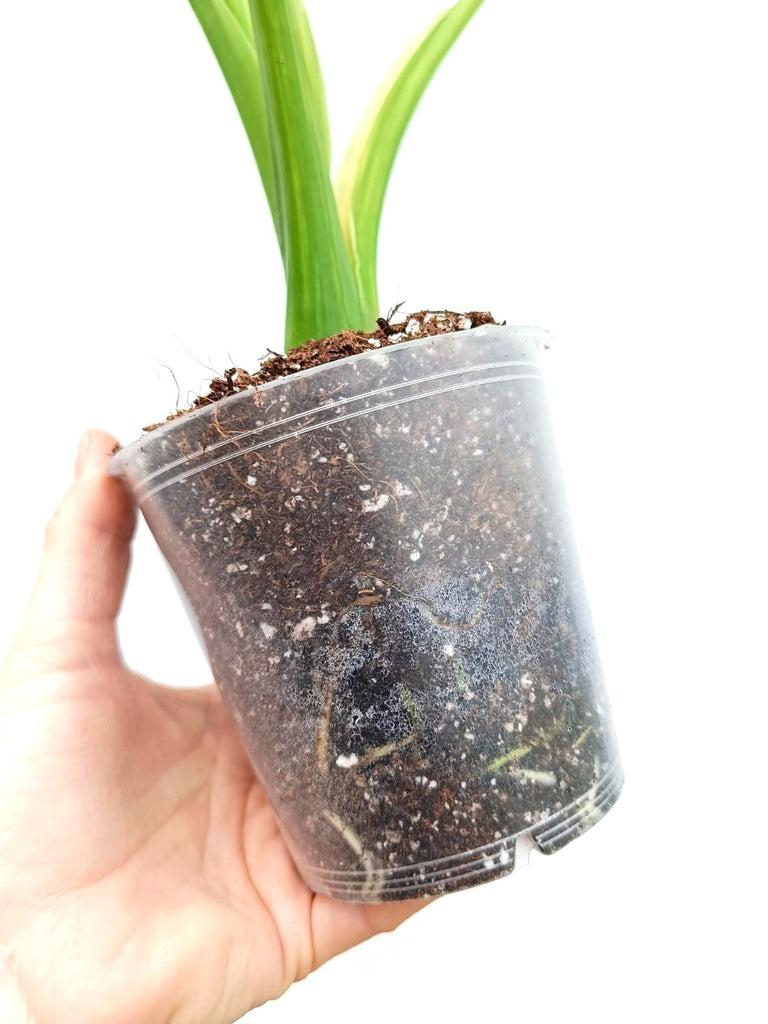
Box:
248, 0, 370, 349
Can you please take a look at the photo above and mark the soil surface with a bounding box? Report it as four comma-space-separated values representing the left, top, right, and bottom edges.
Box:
127, 325, 623, 900
144, 310, 498, 431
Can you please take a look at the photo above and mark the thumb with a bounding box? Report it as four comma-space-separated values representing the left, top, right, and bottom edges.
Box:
7, 431, 136, 675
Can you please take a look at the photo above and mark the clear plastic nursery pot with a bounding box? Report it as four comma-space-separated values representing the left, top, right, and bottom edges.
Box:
111, 325, 623, 902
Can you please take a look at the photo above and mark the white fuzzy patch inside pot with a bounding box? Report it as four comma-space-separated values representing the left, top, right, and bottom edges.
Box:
292, 616, 317, 640
362, 493, 390, 513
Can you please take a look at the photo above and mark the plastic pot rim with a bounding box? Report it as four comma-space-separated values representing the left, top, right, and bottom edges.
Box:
110, 323, 551, 475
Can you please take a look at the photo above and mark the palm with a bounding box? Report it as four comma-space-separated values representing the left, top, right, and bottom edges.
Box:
0, 433, 422, 1024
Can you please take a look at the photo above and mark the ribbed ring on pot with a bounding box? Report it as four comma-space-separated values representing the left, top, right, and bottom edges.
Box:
111, 327, 550, 503
297, 764, 624, 901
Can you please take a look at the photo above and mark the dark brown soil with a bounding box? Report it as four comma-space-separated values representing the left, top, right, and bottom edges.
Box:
143, 310, 498, 431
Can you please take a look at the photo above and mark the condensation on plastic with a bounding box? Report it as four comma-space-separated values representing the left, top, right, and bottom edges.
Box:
111, 325, 623, 901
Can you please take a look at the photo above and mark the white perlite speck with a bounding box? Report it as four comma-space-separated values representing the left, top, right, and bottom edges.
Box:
409, 550, 420, 561
362, 493, 390, 513
335, 753, 359, 769
260, 622, 277, 639
443, 643, 455, 657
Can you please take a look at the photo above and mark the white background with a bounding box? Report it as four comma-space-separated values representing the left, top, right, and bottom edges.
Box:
1, 1, 766, 1021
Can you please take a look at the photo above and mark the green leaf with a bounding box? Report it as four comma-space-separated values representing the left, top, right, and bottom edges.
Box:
335, 0, 485, 320
289, 0, 332, 172
188, 0, 281, 248
249, 0, 369, 350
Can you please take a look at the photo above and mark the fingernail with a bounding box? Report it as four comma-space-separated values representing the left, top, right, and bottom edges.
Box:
75, 432, 92, 479
74, 431, 105, 479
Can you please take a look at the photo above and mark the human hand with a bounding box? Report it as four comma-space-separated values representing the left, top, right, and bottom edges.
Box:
0, 431, 425, 1024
